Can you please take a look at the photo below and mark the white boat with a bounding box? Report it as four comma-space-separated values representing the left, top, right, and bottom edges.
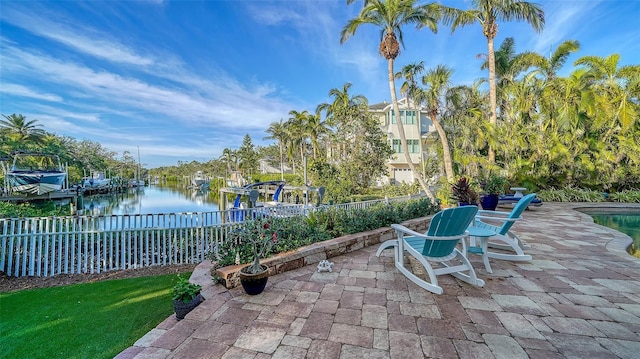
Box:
130, 179, 145, 187
191, 171, 209, 189
6, 152, 67, 195
83, 172, 111, 189
220, 181, 325, 222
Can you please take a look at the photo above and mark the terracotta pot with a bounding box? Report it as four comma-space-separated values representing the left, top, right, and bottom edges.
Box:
238, 264, 269, 295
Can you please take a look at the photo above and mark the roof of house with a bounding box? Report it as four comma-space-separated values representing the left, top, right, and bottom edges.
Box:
369, 101, 390, 110
369, 98, 425, 111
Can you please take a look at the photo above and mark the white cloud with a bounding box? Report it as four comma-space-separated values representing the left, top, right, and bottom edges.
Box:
0, 84, 63, 102
530, 1, 602, 54
0, 4, 154, 66
2, 43, 293, 131
247, 5, 303, 26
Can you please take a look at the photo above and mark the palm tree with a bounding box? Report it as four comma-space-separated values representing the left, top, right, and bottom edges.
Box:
318, 82, 368, 126
535, 40, 580, 81
0, 113, 46, 145
442, 0, 545, 163
265, 119, 287, 180
396, 62, 436, 180
306, 112, 329, 160
220, 148, 236, 178
444, 81, 487, 176
396, 61, 425, 104
341, 0, 440, 202
421, 65, 455, 182
482, 37, 541, 123
524, 39, 580, 135
317, 83, 368, 161
287, 110, 312, 175
574, 54, 640, 133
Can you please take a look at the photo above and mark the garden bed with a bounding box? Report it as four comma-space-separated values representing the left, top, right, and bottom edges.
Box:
215, 215, 433, 289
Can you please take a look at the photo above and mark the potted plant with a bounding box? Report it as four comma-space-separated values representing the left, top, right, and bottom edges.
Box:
450, 177, 479, 206
171, 275, 203, 320
478, 174, 508, 210
231, 216, 279, 295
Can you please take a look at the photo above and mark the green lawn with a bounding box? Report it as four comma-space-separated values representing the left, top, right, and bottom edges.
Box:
0, 273, 188, 359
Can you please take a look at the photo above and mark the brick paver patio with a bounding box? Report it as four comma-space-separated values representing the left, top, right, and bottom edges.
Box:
116, 203, 640, 359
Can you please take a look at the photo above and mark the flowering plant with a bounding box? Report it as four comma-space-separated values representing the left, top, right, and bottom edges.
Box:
230, 217, 279, 274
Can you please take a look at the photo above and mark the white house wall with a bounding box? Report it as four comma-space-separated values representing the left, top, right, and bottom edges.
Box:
370, 98, 437, 185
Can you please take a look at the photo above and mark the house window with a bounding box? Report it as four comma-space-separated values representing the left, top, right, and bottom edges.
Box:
390, 110, 417, 124
391, 139, 420, 153
392, 139, 402, 153
408, 139, 420, 153
405, 110, 416, 124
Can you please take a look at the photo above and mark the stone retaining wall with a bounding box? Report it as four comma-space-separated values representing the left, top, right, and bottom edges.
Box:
215, 215, 433, 289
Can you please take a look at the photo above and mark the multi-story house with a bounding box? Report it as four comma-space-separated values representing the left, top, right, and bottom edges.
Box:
369, 97, 437, 185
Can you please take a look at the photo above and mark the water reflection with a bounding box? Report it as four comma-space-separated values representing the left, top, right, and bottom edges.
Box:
80, 184, 220, 215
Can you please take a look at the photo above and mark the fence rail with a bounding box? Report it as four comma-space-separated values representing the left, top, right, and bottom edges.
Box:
1, 195, 422, 277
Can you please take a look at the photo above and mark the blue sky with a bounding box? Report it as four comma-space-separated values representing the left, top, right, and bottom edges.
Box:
1, 0, 639, 168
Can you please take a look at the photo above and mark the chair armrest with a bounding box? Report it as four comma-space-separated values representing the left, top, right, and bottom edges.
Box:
390, 224, 468, 241
477, 210, 511, 217
475, 214, 522, 222
390, 224, 426, 238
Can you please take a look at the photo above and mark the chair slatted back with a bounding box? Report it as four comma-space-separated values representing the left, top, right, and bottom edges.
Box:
423, 206, 478, 257
499, 193, 537, 235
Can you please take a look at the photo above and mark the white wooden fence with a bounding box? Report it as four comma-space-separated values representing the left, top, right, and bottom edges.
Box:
1, 195, 423, 277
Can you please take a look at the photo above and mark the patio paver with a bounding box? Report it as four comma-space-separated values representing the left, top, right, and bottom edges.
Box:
116, 203, 640, 359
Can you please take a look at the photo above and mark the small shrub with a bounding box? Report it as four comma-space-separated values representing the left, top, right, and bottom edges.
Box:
171, 275, 202, 303
0, 201, 70, 218
537, 187, 640, 203
209, 197, 437, 268
608, 190, 640, 203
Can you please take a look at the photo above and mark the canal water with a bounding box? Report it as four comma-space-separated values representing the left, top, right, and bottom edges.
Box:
80, 184, 220, 216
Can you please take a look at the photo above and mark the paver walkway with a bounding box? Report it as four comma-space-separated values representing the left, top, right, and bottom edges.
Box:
116, 203, 640, 359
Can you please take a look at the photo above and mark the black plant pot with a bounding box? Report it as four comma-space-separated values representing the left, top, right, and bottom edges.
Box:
480, 194, 500, 211
173, 293, 203, 320
239, 265, 269, 295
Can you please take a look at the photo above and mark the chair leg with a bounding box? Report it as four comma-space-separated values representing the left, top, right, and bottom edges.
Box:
513, 232, 530, 250
486, 233, 532, 261
445, 249, 485, 288
395, 247, 444, 295
376, 240, 398, 257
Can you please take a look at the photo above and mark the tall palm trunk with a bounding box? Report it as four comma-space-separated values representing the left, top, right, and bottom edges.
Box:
430, 113, 454, 182
279, 141, 284, 181
388, 59, 436, 202
487, 28, 498, 164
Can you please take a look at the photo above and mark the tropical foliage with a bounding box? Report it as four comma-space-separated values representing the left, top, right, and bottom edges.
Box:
537, 188, 640, 203
442, 0, 545, 163
2, 2, 638, 203
341, 0, 441, 202
0, 114, 145, 185
0, 201, 70, 218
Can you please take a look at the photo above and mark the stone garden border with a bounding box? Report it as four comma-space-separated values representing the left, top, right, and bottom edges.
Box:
215, 215, 433, 289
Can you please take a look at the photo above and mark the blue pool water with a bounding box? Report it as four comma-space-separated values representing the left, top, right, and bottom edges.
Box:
588, 210, 640, 258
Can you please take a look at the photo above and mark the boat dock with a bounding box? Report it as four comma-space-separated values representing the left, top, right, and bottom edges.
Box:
0, 189, 80, 203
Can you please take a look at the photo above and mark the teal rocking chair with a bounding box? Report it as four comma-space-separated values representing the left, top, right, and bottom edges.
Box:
376, 206, 485, 295
470, 193, 537, 262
